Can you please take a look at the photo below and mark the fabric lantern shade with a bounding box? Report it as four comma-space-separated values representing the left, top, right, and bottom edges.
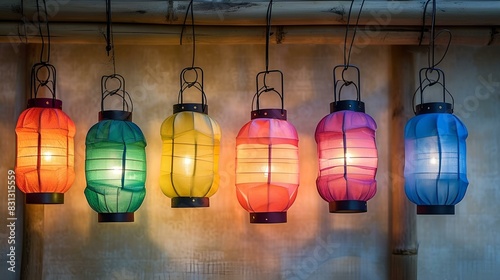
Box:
315, 101, 378, 213
85, 111, 147, 222
315, 65, 378, 213
160, 104, 221, 207
236, 109, 300, 223
15, 98, 76, 204
404, 102, 468, 215
85, 74, 146, 222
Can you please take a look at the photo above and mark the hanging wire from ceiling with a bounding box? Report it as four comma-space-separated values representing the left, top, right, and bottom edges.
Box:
265, 0, 273, 72
31, 0, 57, 102
180, 0, 196, 68
412, 0, 454, 114
178, 0, 207, 111
35, 0, 51, 63
343, 0, 365, 69
17, 0, 28, 44
419, 0, 452, 70
105, 0, 116, 75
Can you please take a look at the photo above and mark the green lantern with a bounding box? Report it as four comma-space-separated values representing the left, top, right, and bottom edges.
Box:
85, 74, 147, 222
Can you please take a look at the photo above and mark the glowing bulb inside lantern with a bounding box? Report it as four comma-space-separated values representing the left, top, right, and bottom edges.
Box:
43, 152, 52, 162
345, 153, 352, 164
430, 157, 437, 165
261, 165, 269, 178
111, 166, 122, 175
182, 157, 193, 174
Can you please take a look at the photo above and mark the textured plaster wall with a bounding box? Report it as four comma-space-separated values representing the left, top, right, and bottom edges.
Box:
0, 43, 498, 280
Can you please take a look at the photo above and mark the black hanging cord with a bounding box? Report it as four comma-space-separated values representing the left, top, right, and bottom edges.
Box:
265, 0, 273, 72
17, 0, 28, 43
36, 0, 51, 63
105, 0, 116, 74
180, 0, 196, 68
419, 0, 452, 70
343, 0, 365, 68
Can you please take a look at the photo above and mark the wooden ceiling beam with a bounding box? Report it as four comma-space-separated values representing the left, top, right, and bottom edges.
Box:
0, 1, 499, 27
0, 1, 499, 46
1, 22, 498, 46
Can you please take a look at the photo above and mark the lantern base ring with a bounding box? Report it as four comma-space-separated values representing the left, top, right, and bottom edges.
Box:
171, 197, 210, 208
26, 193, 64, 204
250, 212, 287, 223
417, 205, 455, 215
98, 213, 134, 222
329, 200, 367, 213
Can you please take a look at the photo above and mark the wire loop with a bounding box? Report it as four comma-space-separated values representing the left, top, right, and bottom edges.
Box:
31, 62, 57, 106
252, 70, 284, 113
333, 64, 361, 103
178, 67, 207, 111
412, 67, 455, 114
101, 74, 133, 112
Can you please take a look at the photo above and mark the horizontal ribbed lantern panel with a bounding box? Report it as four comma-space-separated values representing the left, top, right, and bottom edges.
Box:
236, 118, 299, 213
15, 106, 76, 194
315, 111, 377, 203
160, 111, 221, 199
85, 120, 146, 213
404, 113, 468, 207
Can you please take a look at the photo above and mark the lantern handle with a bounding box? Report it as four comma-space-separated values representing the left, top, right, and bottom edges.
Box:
333, 64, 361, 103
412, 67, 455, 114
30, 62, 58, 107
252, 69, 285, 113
101, 74, 133, 112
178, 66, 207, 110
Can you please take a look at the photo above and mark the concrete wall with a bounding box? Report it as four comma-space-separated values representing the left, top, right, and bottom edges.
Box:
0, 42, 498, 279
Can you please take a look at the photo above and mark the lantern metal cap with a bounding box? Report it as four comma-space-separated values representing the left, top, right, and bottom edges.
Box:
173, 103, 208, 114
27, 98, 62, 109
329, 200, 367, 213
98, 213, 134, 222
330, 100, 365, 113
99, 110, 132, 121
251, 109, 287, 120
250, 212, 287, 223
417, 205, 455, 215
416, 102, 453, 115
25, 193, 64, 204
171, 197, 209, 208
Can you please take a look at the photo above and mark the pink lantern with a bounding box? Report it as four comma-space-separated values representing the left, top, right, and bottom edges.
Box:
235, 70, 300, 223
315, 65, 378, 213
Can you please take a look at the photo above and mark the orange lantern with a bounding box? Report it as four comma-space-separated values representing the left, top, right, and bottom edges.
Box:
235, 70, 300, 223
15, 63, 76, 204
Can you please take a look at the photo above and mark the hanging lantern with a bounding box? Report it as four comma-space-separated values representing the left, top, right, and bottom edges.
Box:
315, 65, 378, 213
404, 68, 468, 215
85, 74, 147, 222
15, 62, 76, 204
236, 70, 299, 223
160, 67, 221, 207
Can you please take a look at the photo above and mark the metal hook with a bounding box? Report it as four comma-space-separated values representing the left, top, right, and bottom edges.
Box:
101, 74, 133, 113
253, 70, 284, 113
178, 66, 207, 112
31, 62, 57, 103
333, 64, 361, 103
412, 67, 454, 114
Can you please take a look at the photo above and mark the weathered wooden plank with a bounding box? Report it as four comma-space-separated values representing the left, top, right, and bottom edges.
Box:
1, 22, 498, 46
388, 46, 418, 280
0, 1, 499, 27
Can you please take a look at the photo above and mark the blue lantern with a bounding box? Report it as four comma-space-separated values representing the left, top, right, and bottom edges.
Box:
404, 68, 468, 215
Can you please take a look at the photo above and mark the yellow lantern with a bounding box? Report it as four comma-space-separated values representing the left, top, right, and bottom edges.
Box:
160, 67, 221, 207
